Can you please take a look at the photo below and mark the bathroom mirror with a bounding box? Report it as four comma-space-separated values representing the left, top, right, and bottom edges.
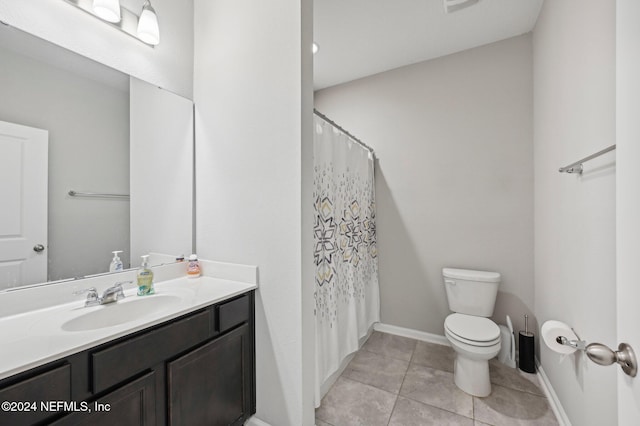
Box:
0, 23, 193, 290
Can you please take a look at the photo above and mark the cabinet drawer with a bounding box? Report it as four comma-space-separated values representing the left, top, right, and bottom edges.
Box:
0, 364, 71, 426
92, 310, 209, 393
217, 295, 249, 333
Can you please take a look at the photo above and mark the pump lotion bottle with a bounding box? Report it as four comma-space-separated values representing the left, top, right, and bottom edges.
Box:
137, 255, 154, 295
109, 250, 124, 272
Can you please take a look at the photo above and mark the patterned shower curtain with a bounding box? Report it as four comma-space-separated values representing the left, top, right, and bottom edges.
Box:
313, 114, 380, 406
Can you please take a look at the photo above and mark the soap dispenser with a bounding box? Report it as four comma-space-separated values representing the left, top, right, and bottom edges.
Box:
137, 255, 155, 296
109, 250, 124, 272
187, 254, 201, 278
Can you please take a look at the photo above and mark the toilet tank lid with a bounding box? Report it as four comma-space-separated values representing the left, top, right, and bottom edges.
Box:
443, 268, 500, 283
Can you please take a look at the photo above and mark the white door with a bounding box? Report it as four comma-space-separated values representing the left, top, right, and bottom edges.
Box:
0, 120, 48, 289
617, 1, 640, 424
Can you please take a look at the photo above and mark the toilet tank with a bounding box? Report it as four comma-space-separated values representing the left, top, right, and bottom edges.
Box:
443, 268, 500, 317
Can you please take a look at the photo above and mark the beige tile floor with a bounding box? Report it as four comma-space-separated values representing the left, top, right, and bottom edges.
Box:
316, 331, 559, 426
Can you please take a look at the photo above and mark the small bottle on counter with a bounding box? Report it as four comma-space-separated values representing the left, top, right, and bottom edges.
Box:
109, 250, 124, 272
187, 254, 201, 278
137, 255, 155, 295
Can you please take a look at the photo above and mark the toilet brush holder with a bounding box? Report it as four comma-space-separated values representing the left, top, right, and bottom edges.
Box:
519, 315, 536, 373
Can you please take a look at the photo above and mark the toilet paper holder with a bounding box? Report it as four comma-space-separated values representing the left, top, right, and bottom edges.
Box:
555, 335, 586, 350
555, 335, 637, 377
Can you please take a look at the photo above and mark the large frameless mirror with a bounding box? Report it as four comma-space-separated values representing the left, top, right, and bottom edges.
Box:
0, 23, 193, 290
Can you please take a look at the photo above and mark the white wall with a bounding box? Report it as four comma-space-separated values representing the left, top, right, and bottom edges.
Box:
130, 77, 194, 265
617, 1, 640, 423
0, 0, 193, 99
301, 0, 316, 423
0, 44, 130, 281
533, 0, 617, 424
315, 35, 534, 337
193, 1, 314, 425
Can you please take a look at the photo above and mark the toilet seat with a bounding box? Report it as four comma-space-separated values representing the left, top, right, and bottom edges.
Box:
445, 313, 500, 347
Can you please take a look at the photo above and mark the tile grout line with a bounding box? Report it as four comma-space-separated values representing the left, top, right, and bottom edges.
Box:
324, 331, 554, 426
361, 332, 417, 363
360, 346, 413, 363
387, 339, 418, 426
400, 393, 475, 421
489, 362, 546, 397
391, 338, 475, 422
491, 382, 551, 400
336, 374, 400, 396
332, 366, 403, 425
358, 345, 414, 365
386, 337, 417, 426
402, 347, 476, 422
385, 394, 400, 426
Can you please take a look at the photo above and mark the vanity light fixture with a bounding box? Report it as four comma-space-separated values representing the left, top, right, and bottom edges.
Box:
92, 0, 121, 23
63, 0, 161, 46
443, 0, 480, 14
137, 0, 160, 45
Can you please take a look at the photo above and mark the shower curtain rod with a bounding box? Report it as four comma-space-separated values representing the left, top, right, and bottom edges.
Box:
314, 109, 376, 158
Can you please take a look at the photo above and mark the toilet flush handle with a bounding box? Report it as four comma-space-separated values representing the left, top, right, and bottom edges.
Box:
445, 279, 456, 286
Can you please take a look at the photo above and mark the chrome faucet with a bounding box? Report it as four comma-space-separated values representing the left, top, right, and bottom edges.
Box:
74, 281, 132, 307
101, 282, 127, 304
74, 287, 101, 307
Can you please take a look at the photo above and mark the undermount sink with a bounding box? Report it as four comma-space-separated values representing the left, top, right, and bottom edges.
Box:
61, 294, 181, 332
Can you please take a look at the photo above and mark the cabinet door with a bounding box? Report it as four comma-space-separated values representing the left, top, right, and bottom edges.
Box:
51, 371, 156, 426
168, 324, 250, 426
0, 364, 70, 426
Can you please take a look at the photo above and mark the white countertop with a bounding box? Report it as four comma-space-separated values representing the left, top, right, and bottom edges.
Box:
0, 259, 258, 381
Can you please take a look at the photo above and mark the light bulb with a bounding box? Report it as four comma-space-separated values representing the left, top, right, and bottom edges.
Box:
137, 1, 160, 45
92, 0, 121, 23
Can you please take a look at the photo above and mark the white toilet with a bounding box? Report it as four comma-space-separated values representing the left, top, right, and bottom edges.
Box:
443, 268, 501, 397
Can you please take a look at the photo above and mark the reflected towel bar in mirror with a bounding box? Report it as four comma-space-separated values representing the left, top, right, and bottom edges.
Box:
558, 144, 616, 174
68, 190, 130, 200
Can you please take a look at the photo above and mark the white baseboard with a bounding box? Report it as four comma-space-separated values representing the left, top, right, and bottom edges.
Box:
373, 322, 450, 346
535, 358, 571, 426
244, 416, 272, 426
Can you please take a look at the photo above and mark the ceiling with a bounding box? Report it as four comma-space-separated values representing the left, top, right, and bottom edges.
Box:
313, 0, 544, 90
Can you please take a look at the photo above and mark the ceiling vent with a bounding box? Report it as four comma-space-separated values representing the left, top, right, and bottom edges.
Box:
443, 0, 480, 14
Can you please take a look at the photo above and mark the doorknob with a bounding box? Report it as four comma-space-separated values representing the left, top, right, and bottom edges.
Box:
586, 342, 637, 377
33, 244, 45, 253
555, 335, 638, 377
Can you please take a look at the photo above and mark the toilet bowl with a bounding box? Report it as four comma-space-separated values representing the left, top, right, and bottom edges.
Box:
444, 313, 500, 397
442, 268, 501, 397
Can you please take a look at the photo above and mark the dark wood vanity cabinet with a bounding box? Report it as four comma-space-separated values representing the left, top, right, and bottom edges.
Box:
168, 324, 252, 426
50, 372, 157, 426
0, 291, 255, 426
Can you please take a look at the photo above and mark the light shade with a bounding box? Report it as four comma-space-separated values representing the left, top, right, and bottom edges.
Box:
443, 0, 480, 14
137, 1, 160, 45
92, 0, 121, 23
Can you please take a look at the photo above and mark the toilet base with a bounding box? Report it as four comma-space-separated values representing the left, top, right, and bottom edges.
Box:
453, 353, 491, 397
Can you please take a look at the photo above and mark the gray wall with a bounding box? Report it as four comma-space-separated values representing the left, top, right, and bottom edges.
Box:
533, 0, 617, 424
315, 34, 534, 337
0, 46, 130, 282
